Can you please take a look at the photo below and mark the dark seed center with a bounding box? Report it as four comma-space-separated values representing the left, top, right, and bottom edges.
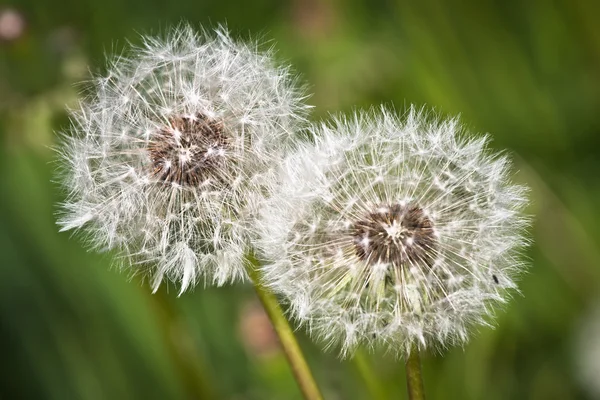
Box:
148, 113, 229, 186
351, 203, 436, 268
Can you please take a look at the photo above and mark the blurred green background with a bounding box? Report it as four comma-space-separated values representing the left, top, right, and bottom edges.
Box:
1, 0, 599, 399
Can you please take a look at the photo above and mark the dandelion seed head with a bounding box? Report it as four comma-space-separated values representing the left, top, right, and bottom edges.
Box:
351, 203, 437, 269
56, 24, 309, 293
148, 113, 229, 187
257, 106, 530, 358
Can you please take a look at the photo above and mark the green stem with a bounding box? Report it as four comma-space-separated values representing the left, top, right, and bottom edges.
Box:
405, 347, 426, 400
247, 264, 324, 400
353, 349, 387, 400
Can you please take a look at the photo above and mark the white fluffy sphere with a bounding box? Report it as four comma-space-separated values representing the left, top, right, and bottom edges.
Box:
56, 25, 309, 293
257, 107, 529, 357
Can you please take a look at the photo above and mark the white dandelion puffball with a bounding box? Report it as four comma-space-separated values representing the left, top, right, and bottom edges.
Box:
257, 107, 529, 357
56, 25, 309, 293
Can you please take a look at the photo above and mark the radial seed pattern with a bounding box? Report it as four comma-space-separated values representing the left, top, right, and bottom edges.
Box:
56, 25, 309, 293
148, 113, 229, 187
257, 107, 530, 357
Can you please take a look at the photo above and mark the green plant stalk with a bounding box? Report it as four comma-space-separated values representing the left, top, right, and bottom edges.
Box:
247, 264, 324, 400
405, 347, 426, 400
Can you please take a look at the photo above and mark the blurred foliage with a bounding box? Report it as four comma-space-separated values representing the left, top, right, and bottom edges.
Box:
1, 0, 599, 399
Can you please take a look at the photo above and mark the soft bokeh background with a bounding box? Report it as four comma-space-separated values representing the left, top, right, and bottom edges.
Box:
1, 0, 599, 399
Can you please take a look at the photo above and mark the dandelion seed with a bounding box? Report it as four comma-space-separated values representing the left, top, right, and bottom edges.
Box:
56, 24, 309, 293
257, 106, 530, 357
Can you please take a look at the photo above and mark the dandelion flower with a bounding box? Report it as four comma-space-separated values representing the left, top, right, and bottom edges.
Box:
257, 107, 529, 357
56, 24, 308, 293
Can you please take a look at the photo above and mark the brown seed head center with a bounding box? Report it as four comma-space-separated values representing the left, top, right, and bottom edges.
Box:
351, 203, 436, 267
148, 113, 228, 186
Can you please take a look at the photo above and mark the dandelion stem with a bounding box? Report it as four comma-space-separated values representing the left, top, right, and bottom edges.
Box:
405, 347, 426, 400
247, 261, 324, 400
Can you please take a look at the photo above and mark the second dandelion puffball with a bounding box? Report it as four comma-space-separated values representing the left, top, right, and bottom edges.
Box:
56, 25, 309, 293
257, 107, 530, 357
